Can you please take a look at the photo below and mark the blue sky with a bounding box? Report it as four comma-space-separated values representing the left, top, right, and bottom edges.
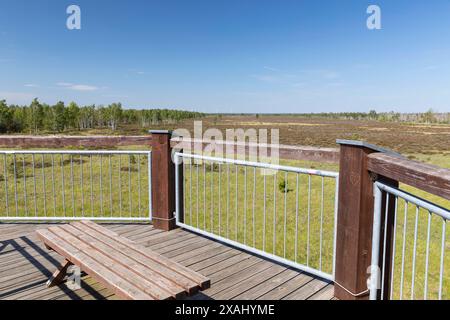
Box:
1, 0, 450, 113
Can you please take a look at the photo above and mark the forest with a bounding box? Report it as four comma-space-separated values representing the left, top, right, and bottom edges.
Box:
0, 99, 204, 134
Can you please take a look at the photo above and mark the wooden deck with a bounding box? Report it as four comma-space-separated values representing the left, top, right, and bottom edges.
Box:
0, 223, 334, 300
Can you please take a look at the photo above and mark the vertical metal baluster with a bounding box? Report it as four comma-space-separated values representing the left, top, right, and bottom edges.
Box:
400, 201, 408, 300
295, 173, 299, 263
137, 154, 141, 217
307, 175, 311, 266
424, 210, 432, 300
3, 154, 9, 217
23, 156, 28, 216
41, 154, 47, 217
118, 155, 122, 217
109, 155, 113, 216
226, 164, 230, 238
13, 154, 18, 216
332, 177, 339, 277
263, 168, 267, 251
100, 155, 104, 216
218, 163, 221, 235
389, 197, 398, 300
51, 154, 56, 216
210, 162, 213, 233
183, 161, 186, 223
283, 172, 288, 259
89, 155, 94, 217
70, 155, 75, 217
32, 154, 37, 217
203, 162, 206, 230
244, 166, 247, 245
189, 160, 192, 226
80, 155, 84, 217
235, 165, 238, 241
61, 155, 66, 217
381, 194, 390, 299
148, 152, 152, 220
252, 167, 256, 248
319, 176, 324, 270
438, 219, 446, 300
196, 163, 199, 228
410, 205, 419, 299
129, 155, 132, 217
273, 172, 277, 254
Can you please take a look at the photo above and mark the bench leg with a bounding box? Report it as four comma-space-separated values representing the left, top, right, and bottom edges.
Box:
47, 259, 73, 288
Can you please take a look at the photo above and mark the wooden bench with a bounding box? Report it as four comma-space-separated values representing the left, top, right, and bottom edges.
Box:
36, 220, 210, 300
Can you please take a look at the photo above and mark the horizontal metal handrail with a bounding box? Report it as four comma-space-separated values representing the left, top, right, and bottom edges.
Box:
0, 150, 150, 155
175, 152, 339, 178
375, 182, 450, 220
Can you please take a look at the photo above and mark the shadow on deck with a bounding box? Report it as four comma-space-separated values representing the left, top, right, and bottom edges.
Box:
0, 223, 334, 300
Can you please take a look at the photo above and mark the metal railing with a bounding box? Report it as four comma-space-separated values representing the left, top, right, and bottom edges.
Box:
0, 150, 152, 221
174, 152, 339, 281
370, 182, 450, 300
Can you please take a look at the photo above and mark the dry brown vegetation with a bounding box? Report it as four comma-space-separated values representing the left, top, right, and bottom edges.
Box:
123, 115, 450, 155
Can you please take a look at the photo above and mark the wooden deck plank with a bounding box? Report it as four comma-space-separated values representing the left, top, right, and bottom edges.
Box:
216, 264, 287, 300
187, 248, 241, 270
205, 260, 273, 296
308, 283, 335, 300
283, 278, 331, 300
257, 273, 314, 300
199, 253, 257, 276
156, 237, 212, 257
233, 268, 300, 300
171, 242, 224, 263
180, 246, 233, 266
0, 223, 334, 300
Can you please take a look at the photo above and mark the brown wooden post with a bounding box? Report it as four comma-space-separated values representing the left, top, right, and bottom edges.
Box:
150, 130, 176, 231
334, 140, 400, 300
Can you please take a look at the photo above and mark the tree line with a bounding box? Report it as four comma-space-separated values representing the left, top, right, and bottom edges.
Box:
252, 109, 449, 124
0, 99, 204, 134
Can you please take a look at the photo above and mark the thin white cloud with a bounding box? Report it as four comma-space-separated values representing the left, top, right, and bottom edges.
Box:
57, 82, 99, 91
70, 85, 98, 91
24, 84, 39, 88
56, 82, 73, 87
252, 74, 280, 83
263, 66, 280, 72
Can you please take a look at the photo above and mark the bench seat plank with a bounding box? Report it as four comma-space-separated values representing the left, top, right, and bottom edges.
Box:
70, 222, 200, 295
36, 228, 154, 300
63, 224, 186, 299
80, 220, 210, 289
49, 226, 174, 300
36, 221, 210, 300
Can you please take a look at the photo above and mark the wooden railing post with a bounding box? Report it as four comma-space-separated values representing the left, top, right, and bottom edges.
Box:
334, 140, 399, 300
150, 130, 176, 231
